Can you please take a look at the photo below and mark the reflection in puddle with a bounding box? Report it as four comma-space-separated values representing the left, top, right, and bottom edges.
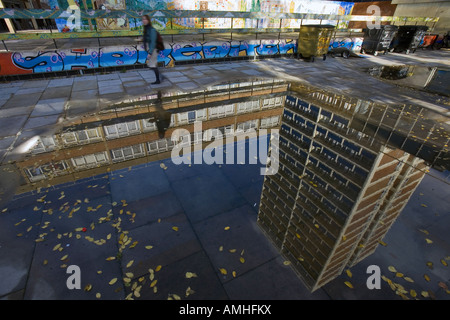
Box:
368, 64, 450, 97
0, 77, 449, 297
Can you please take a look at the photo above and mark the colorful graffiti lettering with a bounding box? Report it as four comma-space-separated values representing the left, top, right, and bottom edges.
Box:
329, 37, 364, 52
1, 39, 297, 76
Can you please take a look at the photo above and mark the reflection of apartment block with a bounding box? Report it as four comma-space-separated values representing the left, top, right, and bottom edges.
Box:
15, 80, 287, 192
257, 94, 429, 292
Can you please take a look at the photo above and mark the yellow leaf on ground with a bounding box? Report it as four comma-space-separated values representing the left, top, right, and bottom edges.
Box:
421, 291, 429, 298
424, 274, 431, 282
109, 278, 117, 285
155, 265, 162, 272
172, 226, 179, 232
125, 272, 134, 278
240, 257, 245, 264
96, 293, 101, 299
404, 277, 414, 283
53, 243, 61, 251
61, 255, 68, 261
224, 226, 230, 231
232, 271, 237, 278
388, 266, 397, 273
126, 260, 134, 268
425, 238, 433, 244
107, 233, 111, 240
123, 277, 131, 283
395, 272, 404, 278
410, 289, 417, 298
229, 249, 236, 253
84, 284, 92, 292
426, 262, 433, 269
150, 280, 158, 288
379, 240, 387, 246
421, 204, 427, 207
344, 281, 354, 289
185, 272, 197, 279
145, 245, 153, 250
106, 256, 116, 261
441, 259, 448, 267
219, 268, 227, 275
346, 269, 352, 278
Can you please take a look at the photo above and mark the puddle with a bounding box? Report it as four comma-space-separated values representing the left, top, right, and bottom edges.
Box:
368, 64, 450, 97
0, 77, 449, 299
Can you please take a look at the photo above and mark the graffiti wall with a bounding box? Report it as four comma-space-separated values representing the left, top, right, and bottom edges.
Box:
0, 39, 297, 76
329, 37, 364, 52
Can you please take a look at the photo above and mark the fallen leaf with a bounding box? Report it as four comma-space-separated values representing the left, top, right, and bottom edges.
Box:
395, 272, 404, 278
421, 291, 429, 298
232, 271, 237, 278
53, 243, 61, 251
425, 238, 433, 244
185, 287, 195, 297
378, 240, 387, 246
229, 249, 236, 253
126, 260, 134, 268
344, 281, 354, 289
219, 268, 227, 275
219, 246, 223, 252
84, 284, 92, 292
240, 257, 246, 264
123, 277, 131, 283
410, 289, 417, 298
61, 255, 68, 261
438, 282, 448, 290
125, 272, 134, 278
150, 280, 158, 288
346, 269, 352, 278
404, 277, 414, 283
426, 262, 433, 269
155, 265, 162, 272
145, 245, 153, 250
129, 241, 138, 249
109, 278, 118, 285
420, 204, 428, 208
424, 274, 431, 282
224, 226, 230, 231
107, 233, 111, 240
96, 293, 101, 299
106, 256, 116, 261
185, 272, 197, 279
172, 226, 179, 232
388, 266, 397, 273
441, 259, 448, 267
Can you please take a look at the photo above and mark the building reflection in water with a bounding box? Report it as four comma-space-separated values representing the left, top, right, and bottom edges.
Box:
10, 78, 449, 293
258, 82, 449, 292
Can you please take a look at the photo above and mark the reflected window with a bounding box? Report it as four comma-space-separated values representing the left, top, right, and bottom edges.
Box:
32, 136, 56, 154
104, 120, 141, 140
147, 138, 174, 155
71, 152, 109, 170
61, 128, 102, 145
110, 144, 145, 162
260, 116, 280, 129
208, 104, 235, 119
25, 161, 69, 182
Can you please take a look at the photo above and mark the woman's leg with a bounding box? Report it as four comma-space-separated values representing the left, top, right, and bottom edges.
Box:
151, 67, 160, 84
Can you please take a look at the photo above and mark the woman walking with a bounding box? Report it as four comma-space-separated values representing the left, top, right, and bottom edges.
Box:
142, 15, 161, 84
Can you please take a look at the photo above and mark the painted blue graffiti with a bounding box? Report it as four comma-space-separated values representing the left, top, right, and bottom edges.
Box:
11, 39, 298, 74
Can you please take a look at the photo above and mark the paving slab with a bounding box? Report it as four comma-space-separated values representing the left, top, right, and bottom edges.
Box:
30, 98, 67, 117
192, 204, 279, 284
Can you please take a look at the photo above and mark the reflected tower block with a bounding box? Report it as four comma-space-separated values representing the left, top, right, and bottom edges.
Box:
257, 93, 429, 292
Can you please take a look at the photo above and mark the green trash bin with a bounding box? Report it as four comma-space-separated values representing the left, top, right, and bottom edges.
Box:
298, 24, 335, 62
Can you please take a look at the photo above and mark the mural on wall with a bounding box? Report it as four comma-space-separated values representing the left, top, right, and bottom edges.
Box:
0, 39, 297, 75
95, 0, 130, 31
48, 0, 354, 32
